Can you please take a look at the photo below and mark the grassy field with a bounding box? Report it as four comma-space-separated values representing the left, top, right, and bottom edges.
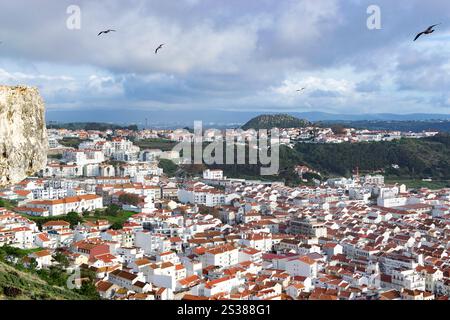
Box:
134, 138, 178, 151
84, 210, 136, 225
15, 248, 43, 255
0, 199, 17, 211
57, 137, 85, 149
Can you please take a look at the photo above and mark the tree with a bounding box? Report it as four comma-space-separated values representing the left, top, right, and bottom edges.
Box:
118, 193, 141, 206
330, 125, 346, 135
2, 286, 22, 298
74, 282, 101, 300
111, 222, 124, 230
26, 257, 38, 270
94, 209, 102, 217
66, 211, 83, 228
158, 159, 178, 177
104, 204, 120, 216
53, 252, 70, 268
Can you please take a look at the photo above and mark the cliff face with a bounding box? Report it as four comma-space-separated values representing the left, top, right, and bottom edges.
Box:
0, 86, 48, 187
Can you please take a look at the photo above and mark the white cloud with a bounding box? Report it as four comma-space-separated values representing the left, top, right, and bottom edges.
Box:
277, 0, 341, 43
272, 75, 354, 96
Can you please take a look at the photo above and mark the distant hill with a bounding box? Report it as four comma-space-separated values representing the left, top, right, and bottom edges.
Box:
47, 122, 138, 131
242, 114, 310, 130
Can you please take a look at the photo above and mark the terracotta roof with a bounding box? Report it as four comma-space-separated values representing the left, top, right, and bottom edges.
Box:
32, 250, 51, 258
96, 280, 114, 292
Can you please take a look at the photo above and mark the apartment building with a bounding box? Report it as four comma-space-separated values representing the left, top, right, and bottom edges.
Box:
25, 194, 103, 216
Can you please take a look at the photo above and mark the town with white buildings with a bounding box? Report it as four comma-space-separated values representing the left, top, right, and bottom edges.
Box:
0, 125, 449, 301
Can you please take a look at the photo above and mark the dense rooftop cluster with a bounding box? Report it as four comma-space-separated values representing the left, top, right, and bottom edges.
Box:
0, 126, 448, 300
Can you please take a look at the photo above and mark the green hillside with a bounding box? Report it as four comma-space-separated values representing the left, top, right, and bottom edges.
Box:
199, 134, 450, 187
0, 260, 87, 300
294, 134, 450, 179
0, 246, 99, 300
242, 114, 310, 130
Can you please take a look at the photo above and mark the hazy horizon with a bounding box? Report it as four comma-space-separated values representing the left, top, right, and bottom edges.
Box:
45, 109, 450, 127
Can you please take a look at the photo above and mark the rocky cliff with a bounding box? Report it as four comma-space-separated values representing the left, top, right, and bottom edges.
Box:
0, 86, 48, 187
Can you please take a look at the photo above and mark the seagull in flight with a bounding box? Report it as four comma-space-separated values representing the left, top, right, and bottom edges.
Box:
296, 87, 306, 92
414, 24, 441, 41
155, 44, 165, 54
98, 29, 116, 36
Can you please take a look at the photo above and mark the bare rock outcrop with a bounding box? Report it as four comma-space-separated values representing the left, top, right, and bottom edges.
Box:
0, 85, 48, 187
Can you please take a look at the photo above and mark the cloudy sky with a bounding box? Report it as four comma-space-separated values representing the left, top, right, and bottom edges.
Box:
1, 0, 450, 116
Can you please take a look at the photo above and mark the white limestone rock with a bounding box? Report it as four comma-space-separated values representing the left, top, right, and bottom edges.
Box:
0, 85, 48, 187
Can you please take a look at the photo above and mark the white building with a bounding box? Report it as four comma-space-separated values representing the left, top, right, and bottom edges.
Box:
201, 244, 239, 268
178, 184, 227, 207
363, 175, 385, 186
25, 194, 103, 216
203, 169, 224, 180
285, 256, 318, 278
32, 187, 68, 200
63, 149, 105, 166
135, 231, 171, 255
42, 163, 83, 178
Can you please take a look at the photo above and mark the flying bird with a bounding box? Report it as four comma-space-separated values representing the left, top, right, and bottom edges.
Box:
414, 24, 441, 41
297, 87, 306, 92
98, 29, 116, 36
155, 44, 165, 54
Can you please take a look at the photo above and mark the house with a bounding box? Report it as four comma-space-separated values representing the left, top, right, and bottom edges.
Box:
203, 169, 224, 180
285, 256, 318, 278
108, 269, 145, 290
130, 258, 152, 274
202, 244, 239, 268
89, 253, 121, 269
96, 280, 119, 299
156, 251, 180, 265
116, 247, 144, 264
238, 247, 262, 264
239, 233, 273, 252
322, 243, 343, 259
27, 250, 53, 269
72, 239, 110, 259
35, 233, 54, 248
176, 274, 202, 292
146, 261, 186, 291
379, 289, 402, 300
132, 281, 153, 294
42, 220, 71, 232
154, 287, 174, 300
135, 231, 171, 254
401, 289, 435, 301
195, 275, 243, 297
286, 283, 306, 299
